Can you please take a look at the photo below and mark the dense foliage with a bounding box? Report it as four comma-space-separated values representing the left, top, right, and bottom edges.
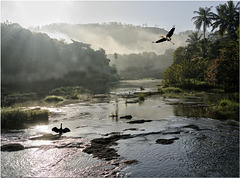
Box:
163, 1, 239, 92
1, 23, 119, 94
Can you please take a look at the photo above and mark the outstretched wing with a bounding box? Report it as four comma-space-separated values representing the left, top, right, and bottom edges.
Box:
166, 26, 175, 38
52, 127, 60, 133
155, 38, 167, 43
62, 128, 70, 133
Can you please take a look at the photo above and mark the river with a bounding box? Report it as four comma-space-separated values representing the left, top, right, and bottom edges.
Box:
1, 79, 239, 177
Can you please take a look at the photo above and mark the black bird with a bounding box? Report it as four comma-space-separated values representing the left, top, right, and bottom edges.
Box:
52, 123, 70, 136
153, 26, 175, 45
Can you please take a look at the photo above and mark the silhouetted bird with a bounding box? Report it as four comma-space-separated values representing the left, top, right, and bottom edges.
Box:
52, 123, 70, 136
153, 25, 175, 45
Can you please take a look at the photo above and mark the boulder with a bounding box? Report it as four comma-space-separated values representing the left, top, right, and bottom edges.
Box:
1, 143, 24, 152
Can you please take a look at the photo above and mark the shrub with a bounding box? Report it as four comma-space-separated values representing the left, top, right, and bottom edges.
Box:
44, 95, 64, 102
218, 99, 239, 112
138, 93, 146, 101
50, 86, 90, 97
1, 107, 49, 129
163, 87, 183, 93
158, 88, 165, 94
211, 99, 239, 120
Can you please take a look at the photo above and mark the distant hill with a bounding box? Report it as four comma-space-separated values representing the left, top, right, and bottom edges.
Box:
30, 22, 188, 55
1, 23, 118, 93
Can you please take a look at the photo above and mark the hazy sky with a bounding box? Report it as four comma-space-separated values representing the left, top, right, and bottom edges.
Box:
1, 1, 228, 33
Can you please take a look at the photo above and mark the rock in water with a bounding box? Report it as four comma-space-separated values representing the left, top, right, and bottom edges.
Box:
120, 115, 132, 119
128, 120, 152, 124
1, 143, 24, 151
156, 138, 179, 145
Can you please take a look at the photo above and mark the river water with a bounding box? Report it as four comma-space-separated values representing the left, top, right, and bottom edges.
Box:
1, 79, 239, 177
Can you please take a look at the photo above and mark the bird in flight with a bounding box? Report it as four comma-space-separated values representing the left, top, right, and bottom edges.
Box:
52, 123, 70, 136
153, 25, 175, 45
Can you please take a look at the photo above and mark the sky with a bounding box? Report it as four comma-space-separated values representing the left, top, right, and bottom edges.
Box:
1, 1, 228, 33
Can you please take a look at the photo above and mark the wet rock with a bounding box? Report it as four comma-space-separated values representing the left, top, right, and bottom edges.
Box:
128, 120, 152, 124
1, 143, 24, 151
121, 159, 139, 165
120, 115, 132, 119
83, 134, 132, 161
56, 142, 83, 149
182, 124, 200, 131
225, 120, 239, 127
162, 130, 181, 135
156, 137, 179, 145
123, 128, 138, 131
30, 133, 61, 140
103, 132, 122, 136
125, 100, 138, 104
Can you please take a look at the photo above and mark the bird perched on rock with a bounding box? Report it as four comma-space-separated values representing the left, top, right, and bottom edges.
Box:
52, 123, 70, 136
153, 25, 175, 45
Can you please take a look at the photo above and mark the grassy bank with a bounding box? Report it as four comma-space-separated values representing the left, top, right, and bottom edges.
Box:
1, 86, 92, 107
49, 86, 91, 99
1, 107, 50, 129
44, 95, 64, 102
210, 99, 239, 120
157, 86, 239, 121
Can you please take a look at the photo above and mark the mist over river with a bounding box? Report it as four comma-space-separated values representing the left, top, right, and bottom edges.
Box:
1, 80, 239, 177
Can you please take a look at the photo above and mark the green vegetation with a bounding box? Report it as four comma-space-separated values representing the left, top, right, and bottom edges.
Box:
162, 87, 183, 93
44, 95, 64, 102
1, 23, 119, 94
137, 93, 146, 101
158, 87, 205, 99
162, 1, 239, 92
1, 107, 49, 129
211, 99, 239, 120
108, 50, 174, 79
50, 86, 91, 99
218, 99, 239, 111
1, 91, 38, 107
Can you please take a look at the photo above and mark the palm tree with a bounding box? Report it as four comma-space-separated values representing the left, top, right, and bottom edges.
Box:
186, 31, 203, 45
192, 6, 214, 40
211, 1, 239, 39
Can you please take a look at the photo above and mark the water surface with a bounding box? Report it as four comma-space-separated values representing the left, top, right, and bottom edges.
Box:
1, 79, 239, 177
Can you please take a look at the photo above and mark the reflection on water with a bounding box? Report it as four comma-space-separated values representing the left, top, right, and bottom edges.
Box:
1, 79, 239, 177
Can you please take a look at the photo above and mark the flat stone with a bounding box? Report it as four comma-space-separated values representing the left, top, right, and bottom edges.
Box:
128, 120, 152, 124
120, 115, 132, 119
1, 143, 24, 152
156, 137, 179, 145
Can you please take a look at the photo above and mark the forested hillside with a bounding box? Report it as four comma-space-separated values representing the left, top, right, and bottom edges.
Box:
30, 22, 187, 55
1, 23, 118, 93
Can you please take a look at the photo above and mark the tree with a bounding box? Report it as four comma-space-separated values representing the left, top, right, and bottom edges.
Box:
173, 47, 186, 64
211, 1, 239, 39
114, 52, 118, 64
192, 6, 214, 40
186, 31, 202, 45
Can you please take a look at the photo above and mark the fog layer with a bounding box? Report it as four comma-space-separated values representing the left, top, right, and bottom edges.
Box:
31, 22, 188, 55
